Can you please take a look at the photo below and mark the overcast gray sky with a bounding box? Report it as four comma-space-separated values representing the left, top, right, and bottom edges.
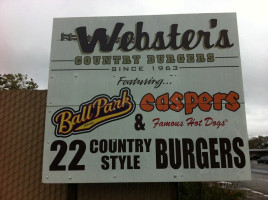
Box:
0, 0, 267, 138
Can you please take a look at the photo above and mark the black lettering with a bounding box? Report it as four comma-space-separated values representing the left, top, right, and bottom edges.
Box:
155, 139, 168, 169
169, 139, 181, 169
127, 139, 134, 152
215, 30, 234, 48
76, 20, 233, 54
233, 137, 246, 168
196, 138, 209, 169
219, 138, 233, 168
110, 156, 117, 169
134, 155, 140, 169
135, 139, 143, 152
101, 156, 109, 170
196, 31, 214, 49
118, 32, 135, 51
76, 23, 124, 53
89, 139, 98, 153
99, 139, 108, 153
144, 139, 152, 152
181, 30, 196, 50
167, 24, 181, 49
209, 138, 220, 168
119, 156, 127, 169
127, 155, 134, 169
118, 139, 126, 153
135, 22, 151, 50
150, 32, 167, 50
109, 139, 117, 153
182, 138, 195, 168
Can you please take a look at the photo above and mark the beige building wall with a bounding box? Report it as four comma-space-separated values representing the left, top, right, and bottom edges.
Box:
0, 90, 67, 200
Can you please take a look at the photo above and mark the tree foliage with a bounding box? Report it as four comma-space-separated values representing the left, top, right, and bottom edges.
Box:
179, 182, 245, 200
248, 136, 268, 149
0, 73, 38, 90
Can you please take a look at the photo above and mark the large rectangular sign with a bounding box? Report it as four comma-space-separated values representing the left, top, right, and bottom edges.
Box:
42, 13, 251, 183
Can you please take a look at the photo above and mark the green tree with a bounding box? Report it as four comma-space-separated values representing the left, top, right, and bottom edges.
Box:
248, 136, 268, 149
0, 73, 38, 90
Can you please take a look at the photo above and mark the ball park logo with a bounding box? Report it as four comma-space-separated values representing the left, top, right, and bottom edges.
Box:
52, 88, 135, 137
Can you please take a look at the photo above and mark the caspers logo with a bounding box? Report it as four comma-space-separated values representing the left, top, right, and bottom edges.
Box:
61, 19, 234, 54
52, 88, 135, 137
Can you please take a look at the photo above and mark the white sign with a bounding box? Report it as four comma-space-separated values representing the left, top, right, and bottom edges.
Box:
42, 13, 251, 183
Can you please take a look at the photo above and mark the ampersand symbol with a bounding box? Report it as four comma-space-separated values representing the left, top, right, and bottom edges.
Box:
134, 114, 145, 131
